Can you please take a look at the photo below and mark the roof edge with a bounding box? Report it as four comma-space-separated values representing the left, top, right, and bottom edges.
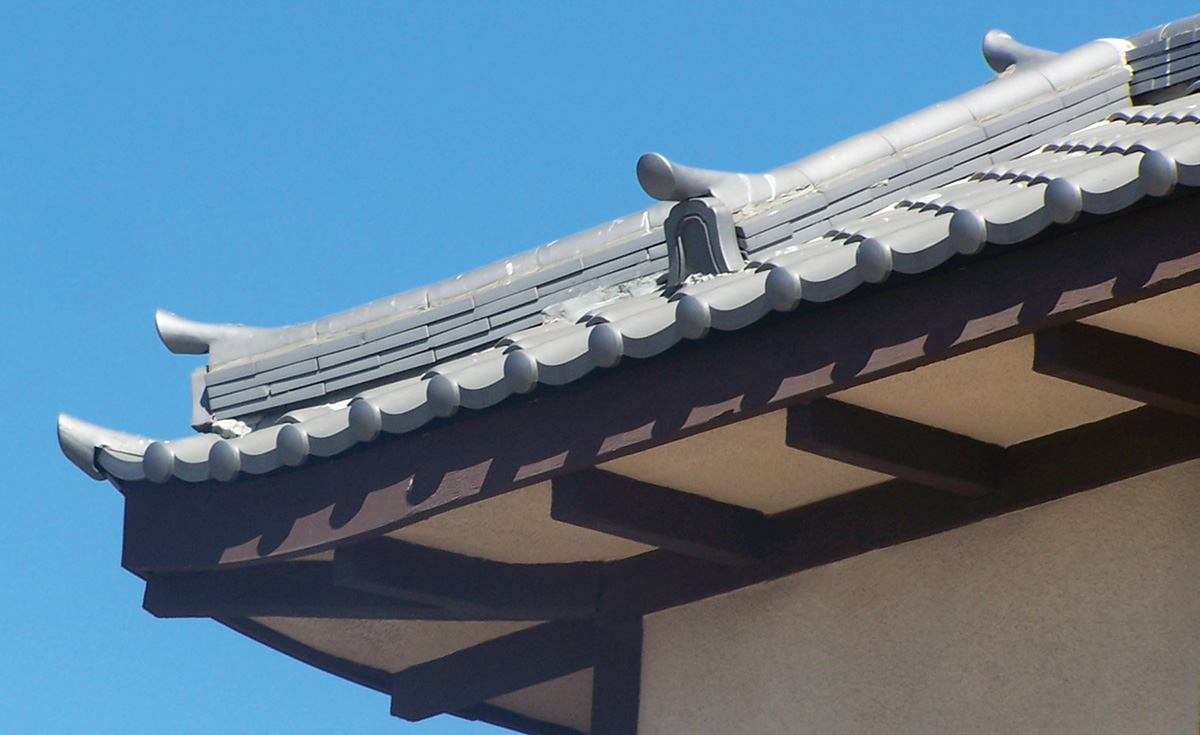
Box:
175, 28, 1137, 373
57, 414, 152, 481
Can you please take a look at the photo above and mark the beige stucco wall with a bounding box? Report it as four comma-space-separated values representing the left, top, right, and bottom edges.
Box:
640, 460, 1200, 735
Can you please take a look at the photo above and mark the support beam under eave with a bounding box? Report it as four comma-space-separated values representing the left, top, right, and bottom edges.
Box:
454, 704, 588, 735
612, 405, 1200, 618
142, 561, 448, 620
786, 398, 1004, 496
1034, 322, 1200, 417
390, 620, 597, 722
551, 469, 769, 566
333, 538, 602, 619
590, 612, 643, 735
116, 197, 1200, 572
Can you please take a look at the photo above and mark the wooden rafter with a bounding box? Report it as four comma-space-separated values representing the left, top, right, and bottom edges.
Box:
143, 562, 442, 620
219, 618, 585, 735
118, 197, 1200, 572
1034, 322, 1200, 417
116, 199, 1200, 735
156, 403, 1200, 735
219, 617, 391, 693
551, 470, 768, 565
333, 537, 602, 620
390, 620, 597, 722
608, 405, 1200, 616
143, 558, 596, 622
381, 405, 1200, 729
589, 610, 643, 735
786, 398, 1003, 496
455, 705, 587, 735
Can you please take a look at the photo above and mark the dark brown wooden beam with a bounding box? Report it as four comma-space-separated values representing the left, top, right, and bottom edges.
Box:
215, 405, 1200, 732
390, 620, 596, 722
608, 405, 1200, 617
143, 562, 447, 620
223, 617, 588, 735
333, 538, 601, 619
589, 612, 642, 735
454, 704, 587, 735
1034, 322, 1200, 417
219, 617, 391, 693
551, 470, 768, 565
786, 398, 1003, 496
119, 194, 1200, 571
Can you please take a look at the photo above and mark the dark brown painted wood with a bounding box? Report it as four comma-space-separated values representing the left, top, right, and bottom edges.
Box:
589, 612, 642, 735
333, 537, 602, 619
454, 704, 587, 735
222, 619, 588, 735
143, 561, 446, 620
225, 618, 588, 735
144, 560, 580, 621
551, 469, 768, 565
218, 617, 391, 693
390, 620, 596, 722
786, 398, 1004, 495
1034, 322, 1200, 417
609, 405, 1200, 617
118, 196, 1200, 572
214, 405, 1200, 728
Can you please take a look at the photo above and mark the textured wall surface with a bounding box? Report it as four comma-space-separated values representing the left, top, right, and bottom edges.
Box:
641, 460, 1200, 735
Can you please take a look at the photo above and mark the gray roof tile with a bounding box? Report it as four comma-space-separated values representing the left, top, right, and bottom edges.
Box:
431, 350, 512, 411
322, 352, 430, 394
316, 326, 425, 370
487, 309, 544, 334
677, 271, 773, 334
224, 425, 286, 476
363, 381, 433, 436
205, 359, 258, 387
473, 288, 539, 320
315, 353, 383, 385
516, 326, 594, 386
59, 18, 1200, 485
595, 302, 680, 361
882, 216, 956, 274
297, 409, 356, 458
736, 190, 829, 240
96, 447, 148, 482
1032, 41, 1125, 91
432, 329, 503, 363
208, 384, 269, 412
876, 101, 976, 153
253, 383, 328, 415
1057, 66, 1132, 108
499, 319, 579, 348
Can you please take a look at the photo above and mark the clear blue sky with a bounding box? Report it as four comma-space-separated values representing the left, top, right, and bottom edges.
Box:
2, 3, 1191, 733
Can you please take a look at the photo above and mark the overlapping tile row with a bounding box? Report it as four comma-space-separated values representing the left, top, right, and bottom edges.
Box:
199, 220, 670, 422
1128, 14, 1200, 99
163, 30, 1145, 426
734, 41, 1132, 258
58, 94, 1200, 484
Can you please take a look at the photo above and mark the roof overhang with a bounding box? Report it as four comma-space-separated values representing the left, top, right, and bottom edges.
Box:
57, 15, 1200, 734
117, 191, 1200, 572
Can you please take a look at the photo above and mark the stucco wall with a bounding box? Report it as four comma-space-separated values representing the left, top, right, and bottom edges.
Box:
640, 460, 1200, 735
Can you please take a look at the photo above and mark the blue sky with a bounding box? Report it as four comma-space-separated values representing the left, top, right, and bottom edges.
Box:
2, 3, 1192, 733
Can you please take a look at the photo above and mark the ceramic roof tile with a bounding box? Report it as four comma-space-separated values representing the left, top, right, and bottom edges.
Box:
876, 215, 956, 274
59, 17, 1200, 485
511, 326, 594, 387
676, 270, 773, 336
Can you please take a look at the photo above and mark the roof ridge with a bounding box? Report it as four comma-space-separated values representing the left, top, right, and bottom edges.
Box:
161, 30, 1137, 425
60, 16, 1200, 483
170, 32, 1131, 370
65, 89, 1200, 484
